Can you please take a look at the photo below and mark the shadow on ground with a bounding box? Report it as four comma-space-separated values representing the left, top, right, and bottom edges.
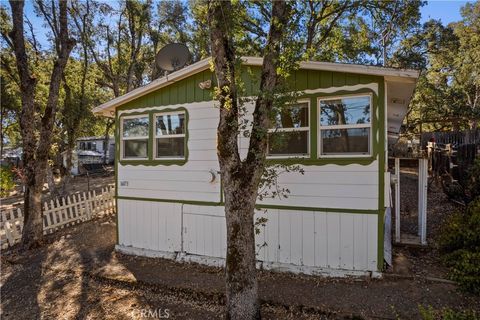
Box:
1, 214, 479, 320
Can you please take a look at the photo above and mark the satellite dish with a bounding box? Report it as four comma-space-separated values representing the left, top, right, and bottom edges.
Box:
155, 43, 190, 72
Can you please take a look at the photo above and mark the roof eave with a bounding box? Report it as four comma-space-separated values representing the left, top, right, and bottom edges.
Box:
93, 58, 211, 117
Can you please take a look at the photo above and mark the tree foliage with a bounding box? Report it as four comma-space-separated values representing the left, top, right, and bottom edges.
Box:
392, 2, 480, 132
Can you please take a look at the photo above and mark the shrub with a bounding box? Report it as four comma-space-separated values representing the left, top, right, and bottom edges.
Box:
0, 165, 16, 197
439, 198, 480, 294
466, 159, 480, 202
419, 305, 479, 320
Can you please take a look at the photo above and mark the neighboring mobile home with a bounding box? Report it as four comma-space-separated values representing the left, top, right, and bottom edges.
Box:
77, 136, 115, 164
94, 57, 418, 276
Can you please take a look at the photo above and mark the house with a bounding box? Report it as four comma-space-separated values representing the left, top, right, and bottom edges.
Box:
62, 136, 115, 175
76, 136, 115, 164
94, 57, 419, 276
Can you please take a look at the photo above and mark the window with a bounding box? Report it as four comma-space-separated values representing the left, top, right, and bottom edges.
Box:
154, 112, 186, 159
121, 116, 149, 159
318, 95, 371, 156
267, 102, 309, 157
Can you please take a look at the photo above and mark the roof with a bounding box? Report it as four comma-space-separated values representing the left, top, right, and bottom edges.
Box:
77, 150, 104, 157
93, 57, 420, 117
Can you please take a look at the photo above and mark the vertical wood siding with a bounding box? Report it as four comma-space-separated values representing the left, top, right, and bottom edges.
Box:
118, 201, 378, 271
116, 67, 381, 111
117, 199, 182, 252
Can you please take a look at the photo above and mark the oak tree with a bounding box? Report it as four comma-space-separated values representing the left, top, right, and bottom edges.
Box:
7, 0, 75, 248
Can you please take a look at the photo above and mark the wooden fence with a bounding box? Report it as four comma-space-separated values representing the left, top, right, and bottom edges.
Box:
421, 129, 479, 147
0, 185, 115, 248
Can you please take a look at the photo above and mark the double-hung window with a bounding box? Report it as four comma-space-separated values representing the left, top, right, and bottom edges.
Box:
121, 115, 149, 159
318, 94, 372, 156
155, 111, 186, 159
267, 102, 310, 157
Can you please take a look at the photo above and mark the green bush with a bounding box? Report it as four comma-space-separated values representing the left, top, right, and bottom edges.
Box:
466, 159, 480, 202
439, 198, 480, 294
420, 305, 479, 320
0, 165, 16, 197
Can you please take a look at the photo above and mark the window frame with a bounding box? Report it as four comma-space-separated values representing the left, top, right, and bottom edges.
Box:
153, 110, 187, 160
317, 93, 373, 158
267, 99, 311, 159
120, 114, 150, 160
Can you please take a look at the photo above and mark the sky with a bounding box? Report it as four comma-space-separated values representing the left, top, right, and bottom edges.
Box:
19, 0, 475, 50
420, 0, 470, 24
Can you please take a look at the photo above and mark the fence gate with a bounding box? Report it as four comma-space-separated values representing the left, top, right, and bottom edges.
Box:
392, 158, 428, 245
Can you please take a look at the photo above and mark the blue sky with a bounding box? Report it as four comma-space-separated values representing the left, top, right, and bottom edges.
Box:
21, 0, 474, 50
420, 0, 470, 24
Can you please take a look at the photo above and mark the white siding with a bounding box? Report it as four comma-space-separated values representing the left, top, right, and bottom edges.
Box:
183, 205, 227, 258
117, 199, 182, 252
118, 101, 379, 210
256, 162, 379, 210
238, 101, 379, 211
118, 200, 378, 271
117, 102, 222, 203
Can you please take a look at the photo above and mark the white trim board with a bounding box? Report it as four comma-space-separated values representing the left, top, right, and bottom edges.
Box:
115, 244, 383, 279
94, 57, 419, 117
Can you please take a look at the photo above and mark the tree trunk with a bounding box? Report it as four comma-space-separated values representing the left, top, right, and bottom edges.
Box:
9, 0, 75, 249
21, 185, 44, 248
9, 0, 40, 248
61, 145, 73, 194
46, 164, 59, 198
103, 118, 114, 164
224, 186, 259, 320
208, 1, 290, 319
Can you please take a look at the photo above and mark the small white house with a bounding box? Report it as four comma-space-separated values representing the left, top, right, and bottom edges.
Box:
77, 136, 115, 164
94, 57, 418, 276
63, 136, 115, 175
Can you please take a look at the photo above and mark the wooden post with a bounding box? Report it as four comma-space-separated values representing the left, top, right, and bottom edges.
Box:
85, 191, 92, 219
92, 190, 97, 217
43, 202, 51, 229
419, 158, 428, 245
51, 200, 57, 226
4, 221, 15, 246
395, 158, 400, 243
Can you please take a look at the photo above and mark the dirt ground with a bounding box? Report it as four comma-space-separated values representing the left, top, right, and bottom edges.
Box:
389, 169, 461, 280
1, 171, 479, 319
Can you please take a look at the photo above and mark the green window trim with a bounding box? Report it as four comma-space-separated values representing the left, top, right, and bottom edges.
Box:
266, 99, 311, 158
317, 93, 373, 158
153, 110, 187, 160
117, 107, 189, 166
266, 88, 380, 166
120, 114, 150, 160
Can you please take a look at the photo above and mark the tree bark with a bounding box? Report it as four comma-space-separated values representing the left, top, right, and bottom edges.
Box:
62, 146, 73, 194
46, 164, 59, 198
103, 118, 114, 164
208, 1, 290, 319
9, 0, 75, 249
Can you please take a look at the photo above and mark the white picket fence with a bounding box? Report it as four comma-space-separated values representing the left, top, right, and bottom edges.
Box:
0, 185, 115, 248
